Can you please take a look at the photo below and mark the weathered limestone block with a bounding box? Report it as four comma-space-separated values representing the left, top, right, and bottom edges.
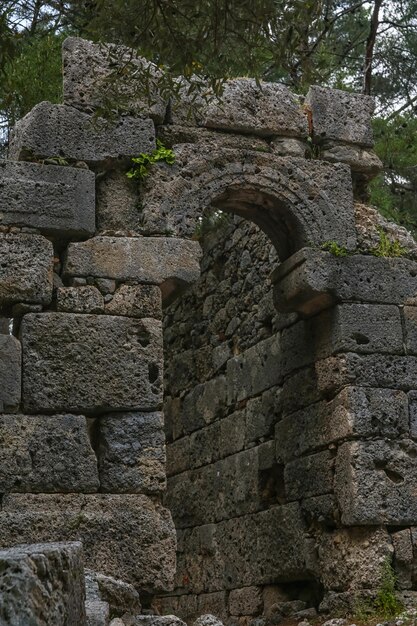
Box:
105, 284, 162, 319
0, 414, 99, 492
276, 387, 408, 462
321, 142, 382, 176
402, 306, 417, 354
392, 529, 413, 589
227, 334, 282, 404
228, 587, 263, 616
203, 79, 308, 137
0, 542, 86, 626
57, 286, 105, 313
0, 160, 95, 237
306, 86, 375, 146
64, 236, 202, 299
86, 600, 109, 626
98, 412, 166, 494
335, 439, 417, 524
0, 494, 176, 590
96, 170, 142, 233
317, 527, 392, 591
0, 335, 21, 412
63, 37, 166, 122
140, 147, 356, 255
9, 102, 156, 165
0, 233, 53, 310
22, 313, 163, 413
90, 570, 142, 617
273, 248, 417, 315
181, 376, 227, 434
129, 617, 187, 626
285, 450, 334, 500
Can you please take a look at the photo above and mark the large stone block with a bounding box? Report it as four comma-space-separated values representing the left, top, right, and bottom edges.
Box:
96, 170, 142, 233
285, 450, 334, 501
181, 376, 227, 434
0, 494, 176, 591
335, 439, 417, 524
0, 414, 99, 492
273, 248, 417, 315
63, 37, 166, 123
227, 334, 282, 404
0, 233, 53, 310
98, 412, 166, 494
0, 335, 21, 412
105, 284, 162, 319
0, 160, 95, 237
203, 79, 308, 137
140, 147, 356, 255
317, 527, 392, 592
0, 541, 86, 626
57, 286, 105, 314
9, 102, 156, 165
64, 236, 202, 299
276, 386, 408, 462
306, 86, 375, 146
21, 313, 163, 413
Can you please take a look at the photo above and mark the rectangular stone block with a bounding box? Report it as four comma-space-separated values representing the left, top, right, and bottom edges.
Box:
21, 313, 163, 413
0, 493, 176, 591
0, 161, 95, 237
335, 439, 417, 524
105, 284, 162, 319
306, 86, 375, 146
285, 450, 334, 501
403, 306, 417, 354
98, 412, 166, 494
181, 376, 227, 434
166, 436, 190, 477
0, 414, 99, 492
64, 236, 202, 296
0, 233, 53, 311
63, 37, 166, 123
228, 586, 262, 616
57, 286, 104, 313
227, 333, 282, 404
9, 102, 156, 165
276, 386, 408, 462
0, 542, 86, 626
203, 79, 308, 138
0, 335, 21, 412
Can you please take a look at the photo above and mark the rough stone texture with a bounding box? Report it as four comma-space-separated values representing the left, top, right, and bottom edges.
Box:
275, 386, 408, 462
0, 233, 53, 310
93, 570, 142, 617
86, 600, 109, 626
0, 335, 21, 412
98, 412, 166, 494
0, 160, 95, 237
129, 617, 187, 626
96, 170, 142, 233
335, 439, 417, 524
202, 79, 308, 138
9, 102, 156, 165
57, 286, 105, 314
0, 413, 99, 492
22, 313, 163, 413
0, 541, 86, 626
321, 142, 382, 176
105, 284, 162, 319
392, 528, 413, 589
63, 37, 166, 123
140, 146, 357, 257
0, 494, 176, 591
306, 86, 375, 146
193, 615, 224, 626
228, 587, 262, 615
355, 201, 417, 257
317, 527, 392, 592
64, 236, 202, 297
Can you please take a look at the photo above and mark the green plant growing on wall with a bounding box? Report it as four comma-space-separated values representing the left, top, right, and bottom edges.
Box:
354, 558, 403, 621
371, 228, 406, 258
126, 140, 175, 180
321, 241, 349, 257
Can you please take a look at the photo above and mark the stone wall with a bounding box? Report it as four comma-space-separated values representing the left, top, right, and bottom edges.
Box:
2, 34, 417, 624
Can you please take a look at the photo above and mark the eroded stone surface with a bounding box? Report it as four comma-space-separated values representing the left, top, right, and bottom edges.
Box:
98, 411, 166, 494
9, 102, 156, 165
0, 160, 95, 237
0, 413, 99, 492
0, 335, 21, 413
0, 494, 176, 590
0, 542, 86, 626
63, 37, 166, 122
105, 284, 162, 319
0, 233, 53, 310
57, 286, 105, 314
22, 313, 163, 413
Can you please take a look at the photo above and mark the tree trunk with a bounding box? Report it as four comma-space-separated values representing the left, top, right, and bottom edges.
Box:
362, 0, 383, 95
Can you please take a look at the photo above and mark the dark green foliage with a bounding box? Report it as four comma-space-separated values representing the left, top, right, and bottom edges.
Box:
126, 141, 175, 180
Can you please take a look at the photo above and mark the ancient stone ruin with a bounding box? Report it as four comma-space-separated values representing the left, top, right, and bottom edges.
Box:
2, 36, 417, 625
